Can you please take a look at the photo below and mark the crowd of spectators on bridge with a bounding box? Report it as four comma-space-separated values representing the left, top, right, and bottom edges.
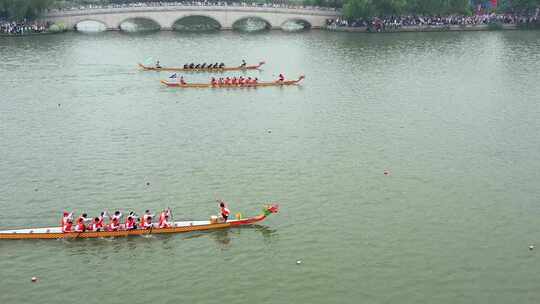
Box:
327, 11, 539, 31
49, 1, 338, 13
0, 19, 52, 35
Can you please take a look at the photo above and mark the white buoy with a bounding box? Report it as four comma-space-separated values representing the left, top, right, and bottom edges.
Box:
296, 260, 302, 265
31, 277, 38, 282
529, 245, 535, 250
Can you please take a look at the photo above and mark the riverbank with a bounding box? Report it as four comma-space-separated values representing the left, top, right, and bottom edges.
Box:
0, 30, 65, 37
2, 22, 538, 36
324, 23, 540, 33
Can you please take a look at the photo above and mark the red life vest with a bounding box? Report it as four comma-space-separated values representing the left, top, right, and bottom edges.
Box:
61, 213, 71, 227
89, 223, 96, 231
110, 217, 120, 230
159, 213, 170, 228
221, 206, 230, 216
63, 222, 72, 232
126, 217, 135, 229
76, 222, 85, 232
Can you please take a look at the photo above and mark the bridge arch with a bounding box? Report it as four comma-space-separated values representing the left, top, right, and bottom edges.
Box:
173, 15, 222, 31
232, 16, 271, 32
118, 17, 161, 32
281, 18, 312, 31
75, 19, 107, 32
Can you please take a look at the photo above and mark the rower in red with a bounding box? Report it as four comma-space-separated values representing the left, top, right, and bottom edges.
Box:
97, 212, 107, 228
125, 211, 137, 230
90, 217, 103, 231
277, 73, 285, 82
63, 219, 73, 232
140, 210, 154, 228
74, 213, 91, 232
159, 208, 172, 228
143, 216, 154, 229
75, 217, 86, 232
61, 211, 73, 232
109, 210, 122, 231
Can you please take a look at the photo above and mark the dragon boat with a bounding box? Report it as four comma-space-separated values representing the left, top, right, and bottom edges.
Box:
138, 61, 265, 72
0, 205, 278, 240
160, 75, 305, 88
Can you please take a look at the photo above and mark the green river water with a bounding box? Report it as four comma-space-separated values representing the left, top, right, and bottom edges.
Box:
1, 30, 540, 303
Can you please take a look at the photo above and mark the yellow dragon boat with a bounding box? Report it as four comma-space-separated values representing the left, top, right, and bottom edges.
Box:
160, 75, 305, 88
138, 61, 265, 72
0, 205, 278, 240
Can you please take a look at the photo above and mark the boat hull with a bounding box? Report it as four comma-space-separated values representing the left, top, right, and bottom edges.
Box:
160, 76, 305, 88
0, 215, 266, 240
138, 62, 264, 72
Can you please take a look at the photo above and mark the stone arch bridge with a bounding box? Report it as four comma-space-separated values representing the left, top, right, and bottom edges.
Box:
42, 6, 340, 30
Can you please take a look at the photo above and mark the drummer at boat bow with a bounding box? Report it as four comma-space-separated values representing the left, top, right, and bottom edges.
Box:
218, 200, 231, 222
155, 60, 161, 69
240, 59, 247, 68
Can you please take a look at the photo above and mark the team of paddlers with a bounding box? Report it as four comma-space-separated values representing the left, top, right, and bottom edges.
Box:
60, 201, 231, 233
183, 62, 226, 69
174, 73, 285, 86
155, 60, 248, 69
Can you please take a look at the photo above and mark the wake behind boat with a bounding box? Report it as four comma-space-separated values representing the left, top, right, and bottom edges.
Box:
161, 75, 305, 88
138, 60, 265, 72
0, 204, 279, 240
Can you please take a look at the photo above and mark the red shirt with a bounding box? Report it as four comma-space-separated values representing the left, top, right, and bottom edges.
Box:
126, 217, 135, 229
63, 222, 72, 232
221, 207, 230, 216
76, 222, 85, 232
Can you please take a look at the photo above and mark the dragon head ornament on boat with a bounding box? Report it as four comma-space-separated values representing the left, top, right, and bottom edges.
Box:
263, 204, 280, 216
